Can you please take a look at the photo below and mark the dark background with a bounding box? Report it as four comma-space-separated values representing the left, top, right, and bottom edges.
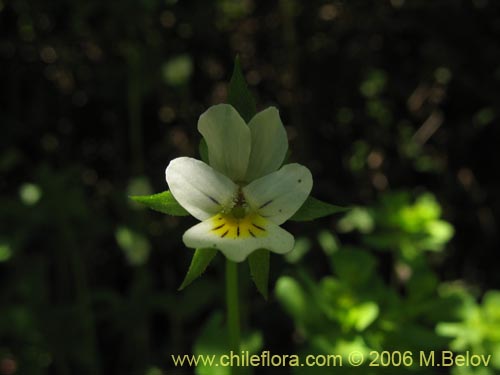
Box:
1, 0, 499, 374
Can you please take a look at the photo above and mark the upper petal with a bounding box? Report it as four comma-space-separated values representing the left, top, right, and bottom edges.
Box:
245, 107, 288, 181
242, 163, 313, 225
165, 157, 237, 221
182, 213, 295, 262
198, 104, 251, 182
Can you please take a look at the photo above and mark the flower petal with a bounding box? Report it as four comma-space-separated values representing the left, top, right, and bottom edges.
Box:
165, 157, 237, 221
242, 163, 313, 225
198, 104, 251, 181
245, 107, 288, 181
183, 213, 294, 262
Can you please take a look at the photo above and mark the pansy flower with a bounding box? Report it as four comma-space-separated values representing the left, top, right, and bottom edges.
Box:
165, 104, 312, 262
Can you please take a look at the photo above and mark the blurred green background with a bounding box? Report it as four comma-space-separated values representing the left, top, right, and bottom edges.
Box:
1, 0, 500, 374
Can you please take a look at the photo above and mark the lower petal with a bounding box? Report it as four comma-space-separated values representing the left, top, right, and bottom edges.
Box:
183, 213, 294, 262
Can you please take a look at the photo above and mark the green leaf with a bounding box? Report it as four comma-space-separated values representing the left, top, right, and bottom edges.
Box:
0, 243, 12, 262
275, 276, 310, 325
194, 311, 263, 375
290, 196, 349, 221
350, 301, 379, 331
115, 226, 151, 266
483, 291, 500, 321
130, 190, 189, 216
317, 230, 339, 255
227, 56, 256, 122
162, 54, 193, 87
248, 249, 270, 299
284, 237, 311, 263
331, 247, 376, 285
179, 248, 218, 290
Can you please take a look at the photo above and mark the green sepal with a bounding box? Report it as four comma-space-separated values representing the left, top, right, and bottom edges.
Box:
290, 196, 350, 222
199, 138, 209, 164
227, 55, 257, 122
179, 248, 218, 290
130, 190, 189, 216
248, 249, 270, 300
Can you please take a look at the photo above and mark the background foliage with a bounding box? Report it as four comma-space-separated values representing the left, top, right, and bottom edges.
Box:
1, 0, 500, 374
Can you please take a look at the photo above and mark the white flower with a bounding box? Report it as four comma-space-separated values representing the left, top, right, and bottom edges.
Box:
165, 104, 312, 262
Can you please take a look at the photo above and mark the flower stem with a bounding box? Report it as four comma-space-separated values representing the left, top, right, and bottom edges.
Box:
226, 259, 241, 374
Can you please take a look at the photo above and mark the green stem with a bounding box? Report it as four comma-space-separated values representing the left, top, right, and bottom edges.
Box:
226, 259, 241, 374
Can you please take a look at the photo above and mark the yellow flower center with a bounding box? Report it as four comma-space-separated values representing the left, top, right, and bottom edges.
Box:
210, 212, 268, 239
